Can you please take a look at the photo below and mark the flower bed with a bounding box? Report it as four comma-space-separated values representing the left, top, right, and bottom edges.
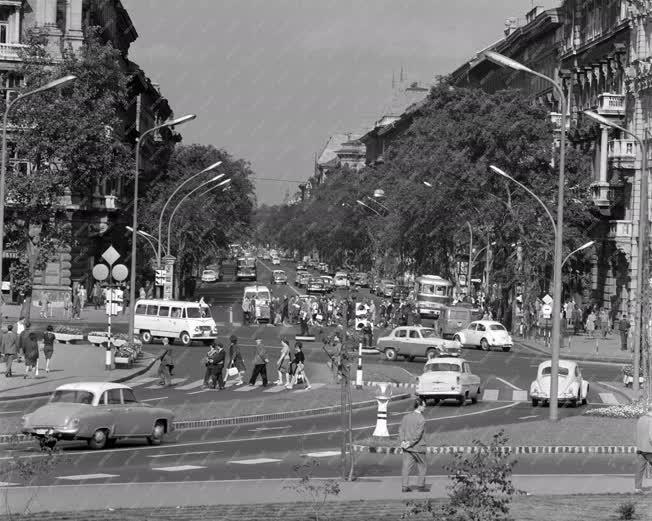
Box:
53, 325, 83, 335
584, 400, 648, 419
53, 326, 84, 344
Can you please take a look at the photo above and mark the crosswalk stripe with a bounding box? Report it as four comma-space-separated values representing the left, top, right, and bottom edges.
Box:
482, 389, 499, 401
176, 379, 205, 390
293, 383, 325, 393
233, 383, 264, 392
599, 393, 619, 405
152, 465, 206, 472
145, 378, 186, 389
0, 482, 17, 487
228, 458, 282, 465
303, 451, 342, 458
263, 385, 288, 393
128, 377, 158, 387
512, 390, 528, 401
57, 474, 118, 480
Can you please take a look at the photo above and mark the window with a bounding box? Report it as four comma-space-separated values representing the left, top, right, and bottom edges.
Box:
420, 329, 438, 338
477, 324, 486, 332
105, 389, 122, 404
409, 330, 419, 339
426, 363, 461, 372
158, 306, 170, 317
186, 307, 202, 318
450, 310, 468, 320
463, 363, 471, 373
171, 307, 182, 318
122, 389, 138, 403
541, 366, 569, 376
395, 329, 407, 338
489, 324, 506, 331
146, 305, 158, 316
135, 304, 147, 315
50, 390, 94, 404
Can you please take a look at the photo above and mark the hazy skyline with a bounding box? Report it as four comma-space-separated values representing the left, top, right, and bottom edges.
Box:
123, 0, 558, 205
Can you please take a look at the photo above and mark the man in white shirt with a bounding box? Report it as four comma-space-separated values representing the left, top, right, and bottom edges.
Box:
635, 403, 652, 493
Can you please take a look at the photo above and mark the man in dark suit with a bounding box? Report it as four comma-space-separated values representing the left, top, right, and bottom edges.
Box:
399, 397, 427, 492
2, 324, 17, 377
213, 343, 226, 390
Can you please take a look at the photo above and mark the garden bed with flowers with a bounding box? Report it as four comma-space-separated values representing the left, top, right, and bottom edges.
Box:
53, 325, 84, 343
584, 399, 648, 419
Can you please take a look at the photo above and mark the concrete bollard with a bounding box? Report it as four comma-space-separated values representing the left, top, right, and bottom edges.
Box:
229, 306, 233, 324
105, 346, 112, 371
355, 342, 363, 389
372, 383, 392, 437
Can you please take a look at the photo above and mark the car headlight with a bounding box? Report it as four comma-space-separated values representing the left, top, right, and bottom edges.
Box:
64, 417, 80, 429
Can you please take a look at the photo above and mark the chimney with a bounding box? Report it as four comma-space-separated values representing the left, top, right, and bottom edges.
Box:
504, 17, 518, 36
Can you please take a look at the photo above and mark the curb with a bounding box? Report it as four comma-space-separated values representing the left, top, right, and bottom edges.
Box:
352, 444, 638, 455
0, 393, 413, 444
518, 340, 632, 364
0, 355, 159, 403
358, 380, 415, 389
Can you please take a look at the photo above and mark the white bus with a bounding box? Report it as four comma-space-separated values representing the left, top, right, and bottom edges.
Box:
414, 275, 454, 319
134, 299, 217, 346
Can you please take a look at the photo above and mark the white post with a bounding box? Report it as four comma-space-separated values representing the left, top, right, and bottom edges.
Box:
355, 342, 363, 389
229, 306, 233, 324
372, 383, 391, 437
106, 282, 113, 371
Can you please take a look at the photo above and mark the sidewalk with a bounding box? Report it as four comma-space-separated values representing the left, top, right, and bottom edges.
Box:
0, 303, 129, 325
1, 475, 649, 515
518, 332, 634, 363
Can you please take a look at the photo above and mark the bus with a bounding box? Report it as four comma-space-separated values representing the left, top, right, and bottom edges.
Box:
414, 275, 454, 319
236, 257, 257, 281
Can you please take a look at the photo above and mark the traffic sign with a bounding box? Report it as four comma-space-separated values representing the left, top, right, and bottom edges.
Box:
101, 246, 120, 266
155, 269, 166, 286
542, 294, 553, 305
541, 304, 552, 319
92, 264, 109, 281
112, 264, 128, 282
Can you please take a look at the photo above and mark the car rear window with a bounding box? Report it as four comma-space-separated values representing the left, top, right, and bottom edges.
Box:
50, 390, 94, 404
426, 363, 461, 372
489, 324, 506, 331
541, 367, 569, 376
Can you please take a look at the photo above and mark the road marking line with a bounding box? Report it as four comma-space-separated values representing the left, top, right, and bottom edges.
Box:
518, 415, 539, 420
57, 474, 118, 480
482, 389, 499, 401
512, 390, 528, 401
233, 384, 263, 392
176, 379, 206, 391
0, 482, 17, 487
152, 465, 206, 472
127, 377, 158, 387
599, 393, 619, 405
293, 383, 325, 392
228, 458, 282, 465
0, 411, 22, 415
145, 378, 186, 389
302, 451, 342, 458
148, 451, 222, 458
262, 385, 288, 393
249, 426, 291, 432
494, 377, 523, 391
141, 397, 167, 402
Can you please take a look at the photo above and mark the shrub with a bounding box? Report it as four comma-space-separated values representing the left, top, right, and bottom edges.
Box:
284, 458, 340, 521
616, 501, 636, 520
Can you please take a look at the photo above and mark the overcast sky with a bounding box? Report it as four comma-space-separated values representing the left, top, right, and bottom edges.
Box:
122, 0, 558, 205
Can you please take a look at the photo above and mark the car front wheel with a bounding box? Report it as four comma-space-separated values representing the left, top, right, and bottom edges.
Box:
502, 345, 511, 352
141, 330, 152, 344
88, 429, 109, 450
384, 347, 397, 361
147, 421, 165, 446
531, 398, 539, 407
180, 331, 192, 346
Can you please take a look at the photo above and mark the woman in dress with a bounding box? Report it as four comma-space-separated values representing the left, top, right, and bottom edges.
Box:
23, 331, 39, 379
228, 334, 246, 385
287, 341, 311, 390
275, 337, 291, 386
585, 309, 597, 339
42, 324, 55, 373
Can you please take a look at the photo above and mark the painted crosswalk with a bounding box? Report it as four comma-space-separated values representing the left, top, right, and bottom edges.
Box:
145, 378, 186, 389
152, 465, 206, 472
175, 379, 205, 390
57, 474, 118, 480
228, 458, 282, 465
598, 393, 620, 405
482, 389, 499, 401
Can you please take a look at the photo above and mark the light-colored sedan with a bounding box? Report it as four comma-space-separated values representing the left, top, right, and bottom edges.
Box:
416, 357, 482, 405
529, 360, 589, 407
201, 269, 218, 282
453, 320, 513, 352
271, 269, 287, 284
376, 326, 462, 361
334, 274, 349, 288
22, 382, 174, 450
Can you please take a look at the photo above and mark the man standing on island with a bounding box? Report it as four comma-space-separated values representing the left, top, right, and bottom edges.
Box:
399, 397, 427, 493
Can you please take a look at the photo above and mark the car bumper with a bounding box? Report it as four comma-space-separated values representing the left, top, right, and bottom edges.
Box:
530, 393, 577, 401
419, 309, 439, 317
22, 427, 80, 440
416, 389, 464, 399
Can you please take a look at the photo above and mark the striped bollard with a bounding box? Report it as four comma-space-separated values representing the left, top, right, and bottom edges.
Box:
372, 383, 392, 437
355, 342, 363, 389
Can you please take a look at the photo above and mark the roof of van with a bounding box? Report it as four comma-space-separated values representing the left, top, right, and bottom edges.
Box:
135, 299, 208, 306
244, 285, 271, 291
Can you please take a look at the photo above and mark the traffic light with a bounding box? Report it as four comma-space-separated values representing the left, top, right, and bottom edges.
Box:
155, 269, 166, 286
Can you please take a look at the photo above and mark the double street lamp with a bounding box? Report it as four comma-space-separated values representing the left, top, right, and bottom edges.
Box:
128, 113, 197, 341
0, 74, 77, 310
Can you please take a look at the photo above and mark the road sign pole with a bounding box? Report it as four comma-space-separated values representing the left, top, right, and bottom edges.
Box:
355, 342, 363, 389
106, 271, 113, 371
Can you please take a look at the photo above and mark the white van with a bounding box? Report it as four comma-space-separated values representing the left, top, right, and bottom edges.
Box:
134, 299, 217, 346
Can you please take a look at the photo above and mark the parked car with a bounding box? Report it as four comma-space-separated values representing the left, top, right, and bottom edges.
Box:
295, 271, 310, 287
416, 358, 481, 406
391, 284, 410, 302
307, 278, 326, 294
201, 269, 218, 283
320, 275, 334, 292
376, 326, 462, 361
370, 277, 381, 295
529, 360, 589, 407
134, 299, 216, 346
438, 305, 484, 338
379, 279, 395, 298
334, 274, 350, 288
453, 320, 513, 352
353, 272, 369, 287
271, 269, 287, 285
297, 263, 306, 271
22, 382, 174, 450
271, 255, 280, 265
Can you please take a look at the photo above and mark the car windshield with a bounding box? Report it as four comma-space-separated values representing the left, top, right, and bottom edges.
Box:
489, 324, 506, 331
425, 363, 461, 373
541, 366, 570, 376
187, 306, 209, 318
420, 329, 438, 338
50, 390, 95, 405
203, 270, 214, 276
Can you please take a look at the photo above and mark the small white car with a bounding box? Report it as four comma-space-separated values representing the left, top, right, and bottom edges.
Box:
376, 326, 462, 361
529, 360, 589, 407
272, 256, 280, 265
416, 357, 481, 405
334, 274, 349, 288
201, 269, 218, 282
453, 320, 513, 352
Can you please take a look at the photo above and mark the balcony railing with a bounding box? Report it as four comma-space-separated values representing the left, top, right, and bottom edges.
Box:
609, 220, 634, 241
0, 43, 27, 62
590, 181, 624, 216
608, 139, 637, 161
550, 112, 570, 131
597, 93, 625, 116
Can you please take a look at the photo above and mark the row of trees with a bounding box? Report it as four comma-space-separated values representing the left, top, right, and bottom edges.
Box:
4, 29, 254, 312
256, 82, 599, 325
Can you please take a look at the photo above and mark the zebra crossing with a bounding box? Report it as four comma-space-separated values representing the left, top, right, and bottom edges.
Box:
127, 376, 324, 395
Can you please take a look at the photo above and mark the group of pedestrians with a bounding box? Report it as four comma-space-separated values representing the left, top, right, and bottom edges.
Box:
0, 318, 55, 378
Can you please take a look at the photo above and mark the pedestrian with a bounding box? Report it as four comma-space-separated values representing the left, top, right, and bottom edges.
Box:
275, 337, 291, 386
618, 314, 631, 351
72, 292, 81, 320
23, 331, 39, 379
227, 334, 246, 385
249, 338, 269, 387
635, 403, 652, 493
157, 339, 173, 387
92, 282, 102, 310
204, 342, 226, 390
139, 286, 146, 299
63, 291, 71, 320
599, 307, 610, 338
0, 324, 6, 375
362, 321, 373, 348
203, 343, 218, 388
299, 308, 310, 336
42, 324, 55, 373
281, 296, 289, 325
288, 341, 311, 390
16, 317, 25, 337
39, 292, 49, 318
399, 397, 427, 493
78, 285, 87, 309
585, 310, 596, 339
572, 304, 582, 336
1, 324, 16, 377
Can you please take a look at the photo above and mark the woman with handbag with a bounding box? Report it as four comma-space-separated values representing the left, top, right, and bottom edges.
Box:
227, 334, 245, 385
287, 341, 311, 390
274, 337, 291, 386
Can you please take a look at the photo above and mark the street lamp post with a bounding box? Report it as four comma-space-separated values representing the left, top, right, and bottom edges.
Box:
561, 241, 596, 268
466, 222, 473, 300
0, 74, 77, 314
125, 226, 158, 261
584, 110, 648, 398
484, 50, 567, 421
128, 114, 196, 341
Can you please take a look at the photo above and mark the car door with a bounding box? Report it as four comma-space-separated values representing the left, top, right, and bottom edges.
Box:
394, 328, 407, 352
99, 389, 130, 436
406, 329, 420, 356
470, 323, 484, 346
461, 323, 477, 346
121, 388, 150, 435
158, 304, 171, 336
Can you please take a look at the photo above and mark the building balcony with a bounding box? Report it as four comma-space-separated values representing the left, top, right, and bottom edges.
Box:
597, 93, 625, 117
91, 194, 119, 211
0, 43, 27, 62
590, 181, 624, 216
608, 220, 634, 244
550, 112, 570, 131
608, 138, 637, 170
